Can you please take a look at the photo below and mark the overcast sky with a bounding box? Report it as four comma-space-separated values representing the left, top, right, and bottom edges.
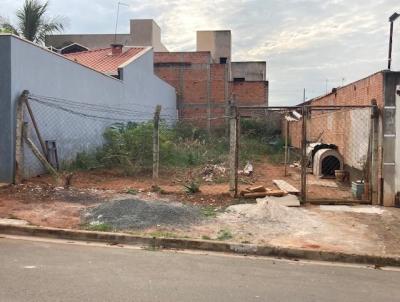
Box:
1, 0, 400, 105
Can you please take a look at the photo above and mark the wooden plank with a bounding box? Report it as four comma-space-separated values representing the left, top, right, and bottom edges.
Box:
23, 123, 60, 181
273, 179, 300, 195
243, 190, 287, 199
25, 98, 48, 158
247, 185, 266, 193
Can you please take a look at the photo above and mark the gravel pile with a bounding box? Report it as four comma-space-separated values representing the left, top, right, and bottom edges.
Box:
83, 198, 202, 230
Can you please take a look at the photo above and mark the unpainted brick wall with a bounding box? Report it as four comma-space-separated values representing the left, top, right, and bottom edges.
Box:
287, 71, 384, 150
304, 72, 384, 108
154, 51, 268, 128
285, 72, 384, 191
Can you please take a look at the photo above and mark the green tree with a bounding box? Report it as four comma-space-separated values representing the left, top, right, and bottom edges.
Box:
0, 0, 64, 44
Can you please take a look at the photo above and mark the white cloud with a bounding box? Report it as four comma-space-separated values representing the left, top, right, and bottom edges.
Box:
1, 0, 400, 104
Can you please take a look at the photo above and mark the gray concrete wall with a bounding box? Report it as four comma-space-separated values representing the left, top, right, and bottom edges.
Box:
0, 36, 12, 183
1, 35, 176, 182
45, 34, 133, 49
231, 62, 266, 81
46, 19, 168, 51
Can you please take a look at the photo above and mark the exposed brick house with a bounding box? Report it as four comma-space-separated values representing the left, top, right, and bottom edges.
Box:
46, 20, 268, 129
154, 30, 268, 128
286, 70, 400, 207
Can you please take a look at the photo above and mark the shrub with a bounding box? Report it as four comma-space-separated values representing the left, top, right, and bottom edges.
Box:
68, 119, 282, 175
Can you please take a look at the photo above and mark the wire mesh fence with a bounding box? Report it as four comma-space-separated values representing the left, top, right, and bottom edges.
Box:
236, 108, 302, 197
20, 93, 230, 180
304, 106, 374, 202
18, 92, 377, 204
236, 105, 376, 203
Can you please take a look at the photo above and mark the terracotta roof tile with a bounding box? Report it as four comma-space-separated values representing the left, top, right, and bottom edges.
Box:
64, 47, 145, 75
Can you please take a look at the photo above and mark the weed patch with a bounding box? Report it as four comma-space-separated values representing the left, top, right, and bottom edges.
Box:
217, 229, 233, 241
83, 223, 113, 232
67, 119, 282, 175
201, 206, 217, 218
148, 231, 179, 238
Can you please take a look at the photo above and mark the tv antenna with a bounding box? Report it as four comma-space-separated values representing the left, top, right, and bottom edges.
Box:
114, 2, 129, 44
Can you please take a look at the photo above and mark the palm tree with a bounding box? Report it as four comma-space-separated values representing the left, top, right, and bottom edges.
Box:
0, 0, 64, 44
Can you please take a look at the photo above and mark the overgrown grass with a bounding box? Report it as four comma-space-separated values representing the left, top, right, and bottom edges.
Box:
84, 223, 113, 232
183, 181, 201, 194
148, 231, 179, 238
201, 206, 218, 218
67, 118, 284, 174
216, 229, 233, 241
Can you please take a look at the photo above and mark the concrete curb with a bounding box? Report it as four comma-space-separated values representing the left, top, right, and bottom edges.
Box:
1, 224, 399, 267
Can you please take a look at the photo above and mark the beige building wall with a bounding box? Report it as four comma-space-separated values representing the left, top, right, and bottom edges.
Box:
46, 19, 168, 51
196, 30, 231, 64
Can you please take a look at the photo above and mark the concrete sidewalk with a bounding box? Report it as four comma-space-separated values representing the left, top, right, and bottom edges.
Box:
1, 223, 400, 267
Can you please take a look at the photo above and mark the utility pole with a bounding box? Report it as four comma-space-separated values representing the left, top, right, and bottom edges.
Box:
388, 12, 400, 70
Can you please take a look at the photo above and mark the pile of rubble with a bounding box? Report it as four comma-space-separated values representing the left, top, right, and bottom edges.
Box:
201, 164, 226, 182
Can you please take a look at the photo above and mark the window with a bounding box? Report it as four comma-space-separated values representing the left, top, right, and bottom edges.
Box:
219, 57, 228, 64
233, 77, 245, 82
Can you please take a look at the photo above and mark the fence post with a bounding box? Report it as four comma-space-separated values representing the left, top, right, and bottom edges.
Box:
284, 117, 289, 177
300, 106, 308, 203
153, 105, 162, 182
15, 90, 29, 184
229, 104, 239, 196
370, 100, 380, 204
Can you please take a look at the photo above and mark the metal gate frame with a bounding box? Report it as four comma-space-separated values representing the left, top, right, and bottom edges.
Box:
232, 103, 378, 204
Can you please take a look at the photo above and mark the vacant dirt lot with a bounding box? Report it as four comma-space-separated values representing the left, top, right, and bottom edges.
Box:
1, 159, 396, 257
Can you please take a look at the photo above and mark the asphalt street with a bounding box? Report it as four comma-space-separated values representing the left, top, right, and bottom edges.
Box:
0, 237, 399, 301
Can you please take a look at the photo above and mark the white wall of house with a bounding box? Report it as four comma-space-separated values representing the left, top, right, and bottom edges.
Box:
0, 35, 176, 181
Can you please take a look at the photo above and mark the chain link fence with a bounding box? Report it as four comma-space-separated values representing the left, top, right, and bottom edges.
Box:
18, 93, 377, 204
304, 106, 374, 203
19, 93, 230, 181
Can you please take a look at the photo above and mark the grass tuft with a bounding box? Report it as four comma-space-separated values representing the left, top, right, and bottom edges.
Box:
216, 229, 233, 241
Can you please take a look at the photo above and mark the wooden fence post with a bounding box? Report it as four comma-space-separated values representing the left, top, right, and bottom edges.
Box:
153, 105, 162, 182
15, 90, 29, 184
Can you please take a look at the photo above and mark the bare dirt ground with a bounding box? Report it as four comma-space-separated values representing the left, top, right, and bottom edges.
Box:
0, 159, 398, 257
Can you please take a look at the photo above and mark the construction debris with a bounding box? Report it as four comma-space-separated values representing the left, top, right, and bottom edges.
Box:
242, 162, 254, 176
290, 161, 301, 168
240, 185, 287, 198
273, 179, 300, 195
257, 195, 301, 207
0, 218, 29, 226
202, 164, 226, 182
